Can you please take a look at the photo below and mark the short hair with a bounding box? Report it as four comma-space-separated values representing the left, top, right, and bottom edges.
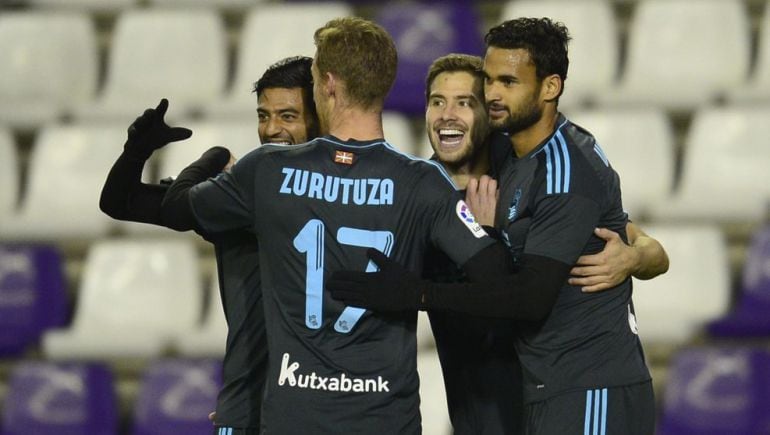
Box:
314, 17, 397, 109
425, 54, 484, 103
253, 56, 316, 123
485, 18, 570, 93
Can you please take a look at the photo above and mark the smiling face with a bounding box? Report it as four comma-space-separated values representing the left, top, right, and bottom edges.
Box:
257, 87, 313, 145
483, 47, 544, 135
425, 71, 488, 168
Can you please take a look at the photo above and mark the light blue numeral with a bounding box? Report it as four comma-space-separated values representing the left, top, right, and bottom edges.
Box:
293, 219, 325, 329
292, 220, 395, 334
335, 227, 394, 333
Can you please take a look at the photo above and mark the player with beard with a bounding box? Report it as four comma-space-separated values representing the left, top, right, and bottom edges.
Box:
330, 18, 663, 435
100, 56, 316, 435
422, 53, 667, 434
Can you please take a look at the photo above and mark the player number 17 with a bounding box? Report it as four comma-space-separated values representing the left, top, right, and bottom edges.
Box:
293, 219, 394, 334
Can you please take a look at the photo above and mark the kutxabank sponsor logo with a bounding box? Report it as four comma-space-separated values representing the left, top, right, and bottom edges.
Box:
277, 353, 390, 393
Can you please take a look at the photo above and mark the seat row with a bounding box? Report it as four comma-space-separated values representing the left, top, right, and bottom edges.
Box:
2, 0, 770, 130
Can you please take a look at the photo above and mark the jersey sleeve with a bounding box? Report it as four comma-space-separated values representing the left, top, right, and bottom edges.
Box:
188, 149, 261, 234
421, 166, 496, 267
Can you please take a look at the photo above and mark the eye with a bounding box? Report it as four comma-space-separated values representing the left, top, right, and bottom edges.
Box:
257, 113, 268, 122
430, 99, 445, 108
281, 113, 297, 122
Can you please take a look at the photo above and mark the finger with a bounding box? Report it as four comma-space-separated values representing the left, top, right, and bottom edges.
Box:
568, 274, 603, 286
155, 98, 169, 118
167, 127, 193, 142
466, 177, 478, 195
573, 254, 602, 267
570, 265, 603, 277
329, 270, 370, 283
486, 177, 498, 197
581, 282, 613, 293
594, 227, 619, 242
366, 248, 390, 268
208, 412, 216, 423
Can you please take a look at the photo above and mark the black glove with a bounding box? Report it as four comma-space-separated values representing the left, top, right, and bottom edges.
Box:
328, 248, 426, 312
125, 98, 192, 160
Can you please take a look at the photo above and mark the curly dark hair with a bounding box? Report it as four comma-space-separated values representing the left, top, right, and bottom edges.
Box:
485, 18, 571, 94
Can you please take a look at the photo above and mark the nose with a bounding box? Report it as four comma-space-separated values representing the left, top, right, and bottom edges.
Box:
264, 116, 282, 136
440, 102, 457, 121
485, 81, 501, 104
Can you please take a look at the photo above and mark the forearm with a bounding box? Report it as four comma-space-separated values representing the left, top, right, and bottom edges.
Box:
627, 223, 669, 280
423, 243, 568, 320
160, 146, 231, 232
100, 151, 167, 224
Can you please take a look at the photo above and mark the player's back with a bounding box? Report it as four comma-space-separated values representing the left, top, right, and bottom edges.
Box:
235, 136, 490, 434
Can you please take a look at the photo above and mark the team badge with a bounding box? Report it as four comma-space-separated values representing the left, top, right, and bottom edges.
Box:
456, 200, 487, 239
334, 150, 354, 165
508, 188, 522, 221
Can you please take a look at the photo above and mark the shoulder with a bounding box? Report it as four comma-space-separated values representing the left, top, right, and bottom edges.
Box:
377, 141, 458, 190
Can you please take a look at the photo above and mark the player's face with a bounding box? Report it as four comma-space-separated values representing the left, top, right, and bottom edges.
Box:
483, 47, 544, 134
425, 71, 488, 168
257, 87, 311, 145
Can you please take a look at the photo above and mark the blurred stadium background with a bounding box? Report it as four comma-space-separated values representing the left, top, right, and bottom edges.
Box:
1, 0, 770, 433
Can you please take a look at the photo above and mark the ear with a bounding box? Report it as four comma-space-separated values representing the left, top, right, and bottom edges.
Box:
324, 71, 337, 98
540, 74, 563, 103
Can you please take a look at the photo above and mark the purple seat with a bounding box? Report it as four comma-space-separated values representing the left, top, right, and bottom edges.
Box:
0, 244, 67, 356
658, 347, 770, 435
1, 362, 117, 435
132, 359, 223, 435
708, 226, 770, 337
376, 1, 484, 115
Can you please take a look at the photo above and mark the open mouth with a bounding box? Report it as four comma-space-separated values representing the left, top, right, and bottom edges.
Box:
437, 128, 465, 148
266, 138, 293, 145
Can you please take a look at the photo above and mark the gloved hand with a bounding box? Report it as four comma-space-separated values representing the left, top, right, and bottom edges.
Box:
124, 98, 192, 160
328, 248, 426, 312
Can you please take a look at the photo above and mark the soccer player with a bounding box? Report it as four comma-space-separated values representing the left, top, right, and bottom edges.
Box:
99, 56, 315, 434
331, 18, 660, 434
157, 17, 515, 433
423, 53, 668, 434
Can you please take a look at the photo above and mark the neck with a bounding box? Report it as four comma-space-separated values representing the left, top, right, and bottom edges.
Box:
447, 146, 490, 190
510, 107, 559, 158
327, 105, 384, 141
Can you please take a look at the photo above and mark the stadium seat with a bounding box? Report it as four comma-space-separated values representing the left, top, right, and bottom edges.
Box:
0, 127, 17, 217
0, 244, 67, 357
149, 0, 263, 9
1, 362, 118, 435
731, 0, 770, 103
650, 105, 770, 223
0, 11, 97, 130
383, 111, 417, 155
632, 225, 730, 347
417, 348, 452, 435
0, 124, 124, 241
132, 359, 222, 435
600, 0, 750, 112
75, 9, 227, 124
174, 278, 227, 357
42, 239, 202, 360
499, 0, 618, 110
376, 2, 484, 115
205, 2, 352, 119
566, 107, 674, 219
708, 225, 770, 337
658, 346, 770, 434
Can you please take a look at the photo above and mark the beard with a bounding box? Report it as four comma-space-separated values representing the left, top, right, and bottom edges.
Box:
490, 94, 542, 135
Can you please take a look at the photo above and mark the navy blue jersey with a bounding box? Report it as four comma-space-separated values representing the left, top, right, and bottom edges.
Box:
188, 135, 495, 434
492, 115, 650, 404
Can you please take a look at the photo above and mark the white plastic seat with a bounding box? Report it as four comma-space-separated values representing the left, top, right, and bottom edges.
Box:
499, 0, 618, 110
174, 277, 227, 357
149, 0, 264, 9
730, 0, 770, 103
205, 2, 352, 119
0, 12, 97, 130
0, 124, 124, 241
566, 107, 674, 219
0, 127, 17, 218
75, 9, 227, 124
600, 0, 750, 112
651, 105, 770, 223
383, 111, 416, 155
43, 239, 202, 359
632, 225, 730, 346
417, 348, 451, 435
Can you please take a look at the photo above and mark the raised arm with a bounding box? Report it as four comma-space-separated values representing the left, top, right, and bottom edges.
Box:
99, 98, 192, 224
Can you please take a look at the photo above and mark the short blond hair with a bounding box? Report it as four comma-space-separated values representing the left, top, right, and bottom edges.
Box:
314, 17, 397, 109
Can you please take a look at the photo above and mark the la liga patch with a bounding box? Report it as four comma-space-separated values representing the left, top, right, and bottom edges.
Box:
456, 200, 487, 238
